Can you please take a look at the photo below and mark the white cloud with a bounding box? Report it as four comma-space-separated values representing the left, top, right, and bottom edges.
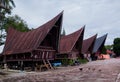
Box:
12, 0, 120, 45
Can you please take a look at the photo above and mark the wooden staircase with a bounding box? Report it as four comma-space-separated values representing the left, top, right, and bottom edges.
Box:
36, 60, 54, 71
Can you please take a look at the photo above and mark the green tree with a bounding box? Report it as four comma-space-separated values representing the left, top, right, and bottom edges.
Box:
113, 38, 120, 56
0, 0, 15, 45
105, 45, 113, 50
4, 15, 29, 32
101, 45, 107, 54
0, 0, 15, 15
0, 15, 30, 45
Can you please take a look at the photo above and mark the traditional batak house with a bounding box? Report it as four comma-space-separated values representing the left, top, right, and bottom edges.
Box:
91, 34, 108, 60
56, 26, 85, 60
1, 12, 63, 70
81, 34, 97, 61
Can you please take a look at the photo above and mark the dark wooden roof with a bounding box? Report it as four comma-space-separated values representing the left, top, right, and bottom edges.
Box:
2, 12, 63, 55
60, 26, 85, 54
81, 34, 97, 54
92, 34, 108, 53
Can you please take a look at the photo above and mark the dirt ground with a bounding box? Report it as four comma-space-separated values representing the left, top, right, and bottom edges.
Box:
1, 58, 120, 82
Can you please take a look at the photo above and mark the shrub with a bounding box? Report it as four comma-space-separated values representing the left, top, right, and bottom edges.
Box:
77, 58, 88, 64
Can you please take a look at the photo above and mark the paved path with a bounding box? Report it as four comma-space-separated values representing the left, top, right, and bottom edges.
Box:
1, 58, 120, 82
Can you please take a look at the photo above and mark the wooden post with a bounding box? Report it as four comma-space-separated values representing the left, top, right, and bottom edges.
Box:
3, 55, 8, 70
20, 61, 24, 71
31, 52, 35, 71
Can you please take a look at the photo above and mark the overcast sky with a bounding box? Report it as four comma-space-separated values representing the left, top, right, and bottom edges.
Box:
11, 0, 120, 45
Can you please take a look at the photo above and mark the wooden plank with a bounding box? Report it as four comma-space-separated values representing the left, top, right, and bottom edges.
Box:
47, 60, 54, 70
35, 49, 56, 51
43, 60, 50, 70
46, 52, 49, 59
42, 52, 45, 59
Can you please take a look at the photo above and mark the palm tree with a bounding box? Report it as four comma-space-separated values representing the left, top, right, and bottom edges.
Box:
0, 0, 15, 15
0, 0, 15, 45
